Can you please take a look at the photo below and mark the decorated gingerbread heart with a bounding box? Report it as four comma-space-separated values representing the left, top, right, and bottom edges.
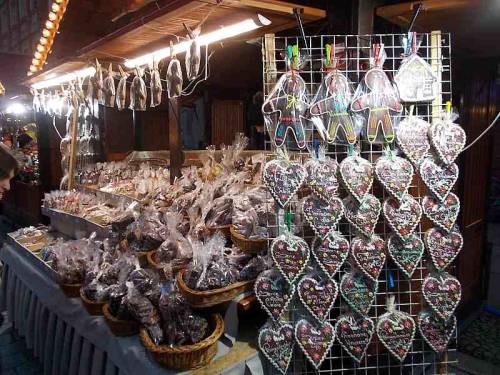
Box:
351, 235, 386, 282
375, 153, 414, 202
264, 158, 306, 208
335, 313, 374, 363
271, 233, 310, 285
422, 272, 461, 321
387, 233, 424, 278
297, 276, 338, 322
383, 195, 422, 240
344, 194, 381, 237
396, 116, 431, 165
311, 232, 349, 279
424, 227, 463, 272
340, 271, 378, 316
303, 195, 344, 239
429, 119, 466, 165
255, 271, 296, 321
258, 322, 295, 374
418, 310, 456, 353
376, 299, 416, 362
422, 193, 460, 232
340, 154, 373, 202
295, 318, 335, 369
306, 157, 340, 202
420, 158, 458, 202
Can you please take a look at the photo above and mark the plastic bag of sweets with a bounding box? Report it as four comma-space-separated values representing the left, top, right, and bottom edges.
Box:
126, 283, 163, 345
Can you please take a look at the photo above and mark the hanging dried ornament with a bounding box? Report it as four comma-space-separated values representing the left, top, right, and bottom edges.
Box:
102, 63, 116, 108
351, 44, 403, 143
394, 32, 439, 102
351, 235, 386, 282
92, 59, 104, 105
344, 194, 381, 238
255, 270, 296, 321
340, 151, 374, 202
375, 149, 414, 202
383, 194, 422, 241
376, 295, 416, 362
304, 151, 339, 202
263, 154, 306, 208
419, 157, 458, 202
302, 194, 344, 239
116, 65, 129, 111
424, 227, 463, 272
262, 45, 309, 149
271, 231, 310, 285
396, 114, 431, 165
185, 26, 201, 81
149, 58, 162, 107
387, 233, 424, 278
311, 232, 349, 279
340, 270, 378, 316
422, 272, 461, 321
335, 312, 374, 363
310, 43, 357, 144
258, 321, 295, 375
295, 318, 336, 369
422, 193, 460, 232
418, 310, 456, 353
297, 273, 338, 322
129, 67, 147, 111
428, 106, 466, 165
166, 41, 183, 98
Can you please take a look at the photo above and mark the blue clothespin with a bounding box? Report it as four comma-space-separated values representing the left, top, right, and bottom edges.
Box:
313, 139, 320, 158
388, 270, 395, 289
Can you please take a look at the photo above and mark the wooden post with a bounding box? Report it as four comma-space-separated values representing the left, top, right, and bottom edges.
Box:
133, 110, 143, 151
168, 97, 183, 183
67, 94, 79, 190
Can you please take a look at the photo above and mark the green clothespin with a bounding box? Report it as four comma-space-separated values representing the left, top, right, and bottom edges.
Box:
347, 144, 354, 156
292, 44, 299, 69
285, 211, 293, 232
325, 44, 332, 67
287, 45, 294, 68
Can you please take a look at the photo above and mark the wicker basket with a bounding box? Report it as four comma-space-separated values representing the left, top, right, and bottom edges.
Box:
59, 282, 82, 298
80, 288, 106, 316
206, 224, 231, 238
146, 251, 190, 281
139, 313, 224, 370
230, 226, 267, 254
177, 269, 255, 308
102, 304, 139, 337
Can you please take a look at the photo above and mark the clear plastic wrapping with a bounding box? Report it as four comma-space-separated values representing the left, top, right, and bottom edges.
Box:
150, 60, 162, 107
102, 63, 116, 108
116, 66, 129, 111
166, 55, 183, 98
129, 68, 147, 111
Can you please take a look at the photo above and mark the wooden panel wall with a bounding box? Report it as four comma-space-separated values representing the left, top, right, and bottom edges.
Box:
211, 99, 245, 148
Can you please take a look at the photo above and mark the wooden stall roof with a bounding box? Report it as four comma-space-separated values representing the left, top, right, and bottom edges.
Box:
25, 0, 325, 86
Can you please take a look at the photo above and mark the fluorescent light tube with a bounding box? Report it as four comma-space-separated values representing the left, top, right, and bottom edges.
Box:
32, 67, 96, 89
125, 14, 271, 68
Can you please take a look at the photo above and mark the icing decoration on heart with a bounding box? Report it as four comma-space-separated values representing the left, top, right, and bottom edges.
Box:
297, 276, 338, 322
396, 116, 431, 165
255, 272, 296, 321
258, 321, 295, 374
303, 195, 344, 239
418, 310, 456, 353
263, 158, 306, 208
262, 70, 309, 149
422, 272, 461, 321
340, 271, 378, 316
305, 157, 340, 202
271, 233, 310, 285
335, 313, 374, 363
311, 232, 349, 279
422, 193, 460, 232
295, 318, 335, 369
351, 235, 386, 282
383, 195, 422, 240
428, 117, 466, 165
310, 69, 357, 144
424, 227, 463, 272
375, 153, 414, 202
351, 44, 403, 143
387, 233, 424, 278
339, 154, 373, 202
376, 297, 416, 362
344, 194, 381, 237
420, 158, 458, 202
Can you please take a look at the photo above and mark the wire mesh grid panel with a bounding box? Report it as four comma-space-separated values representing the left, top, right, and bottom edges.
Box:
261, 33, 456, 374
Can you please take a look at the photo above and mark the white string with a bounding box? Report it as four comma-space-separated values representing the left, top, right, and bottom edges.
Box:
461, 111, 500, 153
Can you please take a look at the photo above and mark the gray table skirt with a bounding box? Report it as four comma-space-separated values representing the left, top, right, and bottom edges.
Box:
0, 244, 264, 375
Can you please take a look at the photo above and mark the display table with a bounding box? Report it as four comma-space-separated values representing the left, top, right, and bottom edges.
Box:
0, 243, 265, 375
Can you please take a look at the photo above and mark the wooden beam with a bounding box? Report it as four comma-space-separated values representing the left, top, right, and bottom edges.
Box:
168, 97, 183, 183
